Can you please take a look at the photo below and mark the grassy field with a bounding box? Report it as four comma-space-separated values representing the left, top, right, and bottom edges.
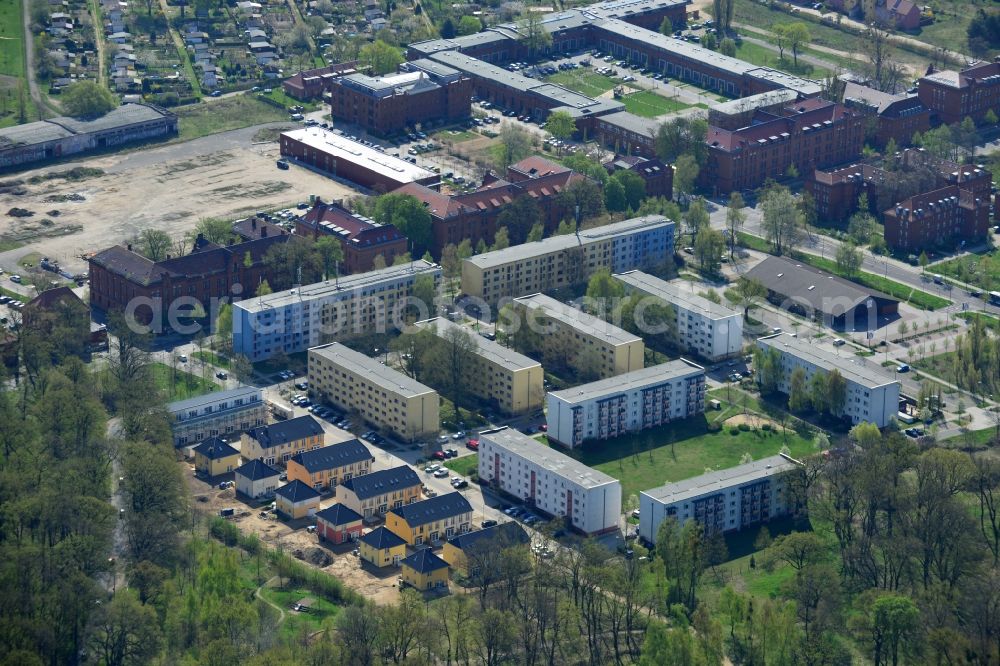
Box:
150, 362, 218, 400
544, 70, 617, 97
734, 40, 832, 78
736, 232, 950, 310
621, 90, 689, 117
258, 586, 343, 640
934, 249, 1000, 292
261, 88, 319, 112
192, 350, 232, 369
444, 454, 478, 477
912, 351, 956, 380
0, 0, 24, 78
176, 96, 290, 141
433, 128, 478, 142
958, 311, 1000, 332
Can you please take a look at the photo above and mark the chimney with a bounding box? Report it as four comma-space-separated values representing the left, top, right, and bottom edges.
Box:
127, 243, 133, 252
261, 226, 267, 237
252, 218, 257, 230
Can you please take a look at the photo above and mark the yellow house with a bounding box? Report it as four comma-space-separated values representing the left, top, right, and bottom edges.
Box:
401, 549, 450, 591
358, 526, 407, 568
441, 522, 530, 573
339, 466, 423, 520
385, 492, 473, 546
286, 439, 373, 492
192, 437, 240, 477
274, 480, 322, 519
241, 415, 325, 466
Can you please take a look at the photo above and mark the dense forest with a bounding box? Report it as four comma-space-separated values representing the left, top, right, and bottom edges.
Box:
2, 306, 1000, 665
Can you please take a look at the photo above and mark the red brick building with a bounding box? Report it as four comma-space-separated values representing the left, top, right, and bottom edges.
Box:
702, 98, 866, 195
604, 155, 673, 199
329, 67, 472, 136
883, 185, 991, 252
295, 199, 409, 273
315, 504, 364, 544
393, 156, 589, 254
282, 61, 360, 100
595, 111, 660, 158
918, 60, 1000, 125
842, 81, 931, 149
88, 231, 290, 326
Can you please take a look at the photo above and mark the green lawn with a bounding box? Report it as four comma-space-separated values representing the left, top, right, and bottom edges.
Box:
621, 90, 689, 117
0, 0, 24, 78
192, 350, 232, 369
544, 70, 617, 97
958, 311, 1000, 332
175, 95, 290, 141
934, 249, 1000, 292
258, 586, 343, 640
260, 88, 320, 112
433, 128, 478, 142
150, 362, 218, 401
444, 454, 478, 477
733, 40, 832, 78
736, 232, 950, 310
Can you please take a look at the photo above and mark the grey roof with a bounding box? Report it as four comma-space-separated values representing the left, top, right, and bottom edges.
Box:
548, 359, 703, 404
288, 439, 372, 473
446, 522, 529, 551
614, 270, 741, 320
416, 317, 541, 372
710, 88, 801, 117
597, 19, 758, 76
465, 215, 673, 270
389, 492, 472, 527
309, 343, 438, 398
512, 293, 642, 346
315, 503, 363, 526
0, 121, 74, 146
338, 71, 440, 97
745, 68, 823, 96
246, 415, 325, 450
236, 259, 440, 314
360, 525, 406, 549
430, 50, 541, 93
403, 58, 462, 80
597, 110, 660, 136
757, 333, 900, 390
585, 0, 689, 20
744, 255, 897, 313
193, 437, 240, 460
642, 455, 799, 504
275, 479, 321, 503
481, 427, 619, 489
280, 127, 437, 184
842, 81, 918, 115
402, 548, 449, 573
167, 386, 262, 415
340, 466, 421, 500
49, 103, 172, 133
235, 458, 280, 481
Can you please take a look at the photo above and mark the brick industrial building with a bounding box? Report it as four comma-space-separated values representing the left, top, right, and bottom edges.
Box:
295, 198, 409, 273
329, 67, 472, 135
702, 98, 865, 194
603, 155, 673, 199
841, 81, 931, 149
279, 128, 439, 192
883, 185, 991, 252
394, 156, 589, 254
281, 61, 360, 100
918, 60, 1000, 125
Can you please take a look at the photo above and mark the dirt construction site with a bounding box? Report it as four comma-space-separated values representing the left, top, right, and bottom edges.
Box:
0, 125, 356, 278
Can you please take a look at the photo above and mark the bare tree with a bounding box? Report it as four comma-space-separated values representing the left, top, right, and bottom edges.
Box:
863, 24, 906, 93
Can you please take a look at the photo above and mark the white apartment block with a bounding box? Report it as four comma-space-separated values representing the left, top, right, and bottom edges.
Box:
232, 260, 442, 362
478, 427, 622, 535
547, 360, 706, 448
168, 386, 267, 447
639, 454, 800, 543
415, 317, 544, 416
615, 270, 743, 361
308, 342, 440, 441
511, 293, 644, 379
756, 333, 900, 427
461, 216, 676, 303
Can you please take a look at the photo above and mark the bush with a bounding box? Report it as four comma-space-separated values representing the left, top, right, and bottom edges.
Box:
729, 426, 740, 436
706, 421, 722, 433
761, 423, 772, 432
738, 423, 750, 432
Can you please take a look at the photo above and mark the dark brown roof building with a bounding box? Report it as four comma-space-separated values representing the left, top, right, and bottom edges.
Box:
294, 199, 409, 273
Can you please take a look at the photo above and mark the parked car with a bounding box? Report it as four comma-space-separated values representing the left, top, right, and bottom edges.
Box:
452, 431, 466, 440
216, 371, 228, 380
433, 468, 449, 478
445, 448, 458, 458
897, 364, 910, 373
481, 519, 498, 528
432, 450, 447, 461
466, 439, 479, 451
424, 464, 440, 473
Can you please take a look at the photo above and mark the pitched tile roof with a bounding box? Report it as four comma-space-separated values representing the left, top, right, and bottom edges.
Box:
315, 503, 363, 526
247, 415, 324, 450
402, 548, 449, 574
193, 437, 240, 460
389, 492, 472, 527
340, 466, 422, 500
289, 439, 372, 473
275, 479, 321, 503
446, 522, 529, 551
360, 525, 406, 549
235, 458, 280, 481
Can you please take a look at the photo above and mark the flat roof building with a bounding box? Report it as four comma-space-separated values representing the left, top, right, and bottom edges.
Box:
279, 128, 438, 192
232, 260, 442, 362
478, 427, 622, 534
308, 343, 440, 441
756, 333, 900, 427
461, 215, 675, 303
510, 293, 644, 379
639, 454, 800, 542
415, 317, 544, 416
547, 359, 705, 448
167, 386, 267, 447
614, 270, 743, 361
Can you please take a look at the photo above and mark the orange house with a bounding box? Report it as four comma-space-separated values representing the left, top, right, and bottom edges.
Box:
286, 438, 373, 492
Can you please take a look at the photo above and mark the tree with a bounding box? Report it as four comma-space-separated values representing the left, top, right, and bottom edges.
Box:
256, 279, 272, 296
759, 185, 802, 255
546, 110, 576, 142
862, 24, 905, 93
655, 517, 705, 610
611, 169, 646, 211
192, 217, 235, 245
359, 40, 403, 74
728, 277, 766, 321
558, 179, 604, 222
719, 37, 737, 57
426, 321, 477, 418
673, 153, 699, 201
836, 241, 863, 277
88, 590, 162, 666
491, 227, 510, 251
605, 178, 628, 212
262, 237, 323, 289
808, 371, 829, 416
526, 222, 544, 242
684, 198, 710, 240
725, 192, 745, 259
770, 531, 825, 571
788, 366, 810, 412
493, 123, 532, 170
754, 346, 783, 394
700, 31, 717, 49
314, 236, 344, 280
496, 195, 543, 245
439, 17, 456, 38
694, 227, 725, 274
61, 80, 116, 117
585, 268, 624, 306
774, 23, 791, 61
827, 369, 847, 417
133, 228, 172, 262
851, 593, 921, 666
783, 22, 811, 67
457, 15, 482, 36
372, 193, 434, 257
654, 116, 709, 164
517, 13, 552, 59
